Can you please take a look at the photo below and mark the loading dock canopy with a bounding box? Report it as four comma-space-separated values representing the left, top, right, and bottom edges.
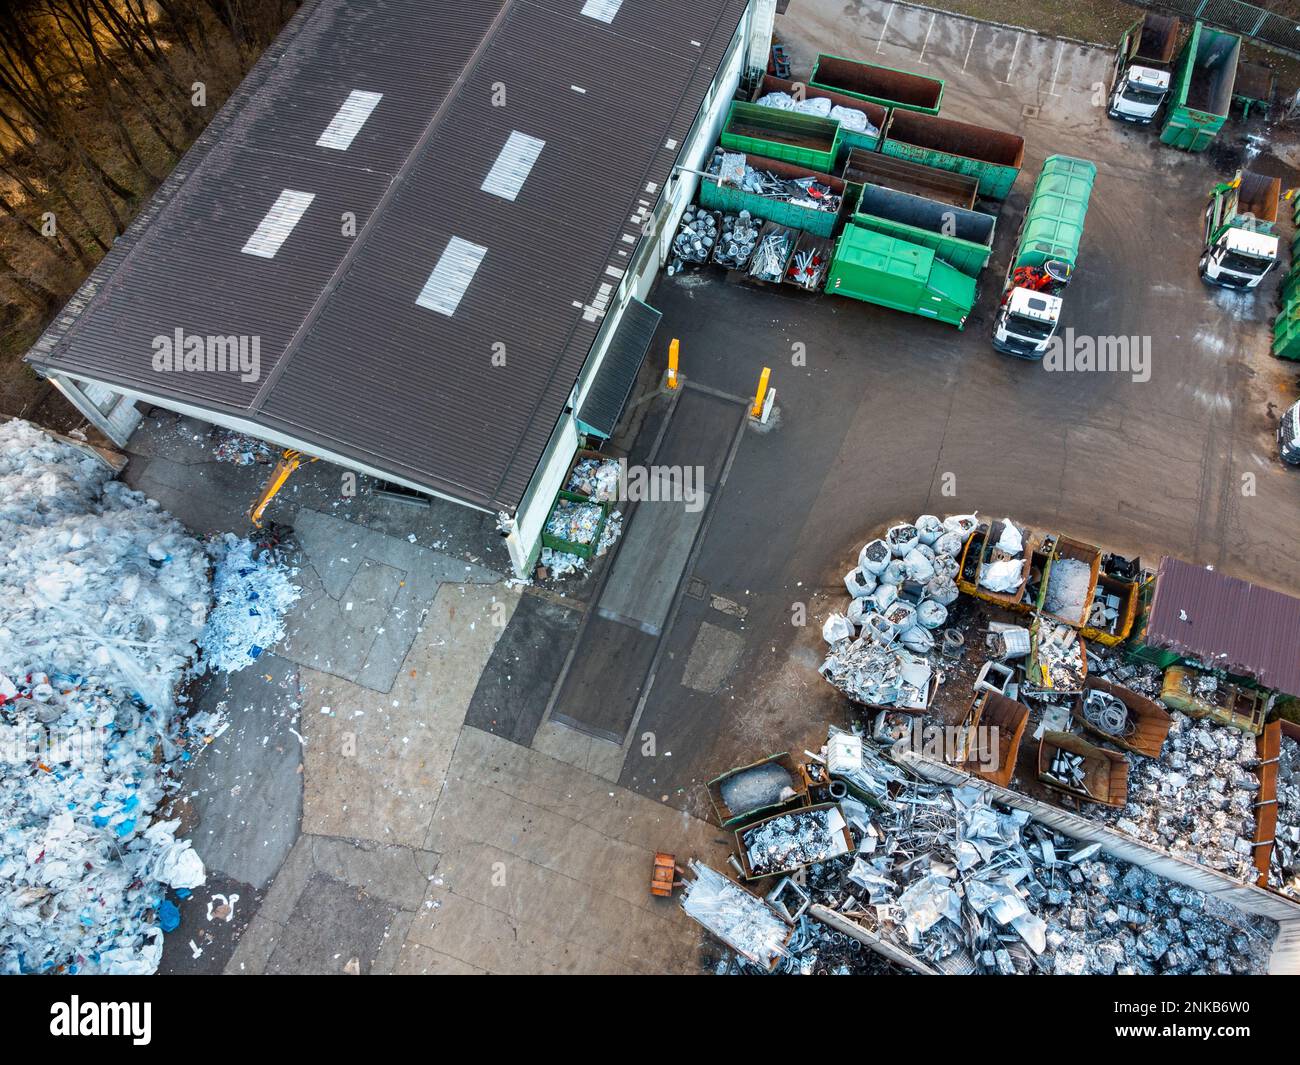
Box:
578, 299, 662, 439
26, 0, 748, 512
1145, 556, 1300, 697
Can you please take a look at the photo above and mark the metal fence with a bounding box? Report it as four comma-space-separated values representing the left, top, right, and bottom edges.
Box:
1149, 0, 1300, 57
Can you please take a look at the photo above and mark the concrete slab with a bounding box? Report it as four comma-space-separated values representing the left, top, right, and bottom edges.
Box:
680, 619, 745, 693
264, 872, 397, 975
182, 652, 304, 890
276, 509, 498, 692
549, 614, 658, 742
300, 582, 520, 847
463, 590, 582, 747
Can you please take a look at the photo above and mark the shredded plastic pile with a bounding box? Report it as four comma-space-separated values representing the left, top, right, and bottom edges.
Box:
0, 419, 212, 973
197, 534, 300, 675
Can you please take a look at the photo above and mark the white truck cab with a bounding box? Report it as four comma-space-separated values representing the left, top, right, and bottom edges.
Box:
992, 288, 1062, 360
1200, 227, 1279, 288
1280, 400, 1300, 466
1108, 65, 1172, 123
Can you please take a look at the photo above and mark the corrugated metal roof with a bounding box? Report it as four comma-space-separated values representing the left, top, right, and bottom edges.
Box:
578, 298, 660, 436
27, 0, 749, 512
1145, 556, 1300, 698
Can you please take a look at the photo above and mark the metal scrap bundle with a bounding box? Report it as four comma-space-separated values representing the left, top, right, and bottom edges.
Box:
681, 861, 790, 969
707, 150, 842, 213
1271, 735, 1300, 899
786, 245, 828, 290
741, 807, 850, 876
1093, 712, 1261, 880
712, 210, 763, 269
749, 229, 793, 282
670, 206, 719, 265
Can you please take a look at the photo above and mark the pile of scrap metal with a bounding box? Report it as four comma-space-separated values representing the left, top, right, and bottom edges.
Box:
667, 206, 720, 273
685, 727, 1278, 975
1028, 620, 1086, 692
713, 210, 763, 269
749, 228, 795, 283
820, 514, 974, 710
1089, 712, 1261, 880
1272, 734, 1300, 899
707, 149, 843, 213
787, 244, 828, 290
741, 806, 852, 876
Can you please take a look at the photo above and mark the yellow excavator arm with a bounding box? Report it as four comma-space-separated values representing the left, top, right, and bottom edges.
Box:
248, 449, 318, 527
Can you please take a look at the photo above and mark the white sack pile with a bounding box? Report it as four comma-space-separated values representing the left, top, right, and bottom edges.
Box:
0, 419, 211, 974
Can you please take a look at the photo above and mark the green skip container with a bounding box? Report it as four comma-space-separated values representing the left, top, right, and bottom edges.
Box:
1159, 21, 1240, 152
810, 53, 943, 115
720, 101, 842, 173
826, 225, 975, 328
880, 110, 1024, 200
851, 183, 996, 276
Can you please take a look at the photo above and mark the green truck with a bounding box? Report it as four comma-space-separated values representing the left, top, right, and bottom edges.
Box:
826, 226, 976, 329
851, 183, 996, 276
1199, 170, 1280, 289
880, 110, 1025, 200
992, 155, 1097, 359
1159, 21, 1241, 151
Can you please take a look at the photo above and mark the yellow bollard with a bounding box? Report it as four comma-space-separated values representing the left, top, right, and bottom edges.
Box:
667, 338, 680, 390
751, 366, 771, 418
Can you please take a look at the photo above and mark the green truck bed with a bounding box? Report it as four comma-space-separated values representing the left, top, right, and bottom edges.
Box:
1013, 155, 1097, 272
1160, 21, 1240, 151
827, 225, 975, 328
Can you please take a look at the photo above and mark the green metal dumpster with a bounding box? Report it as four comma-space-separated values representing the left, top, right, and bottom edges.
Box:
880, 110, 1024, 199
720, 101, 841, 173
752, 74, 887, 155
697, 152, 846, 238
826, 225, 975, 328
810, 54, 943, 114
1160, 21, 1240, 151
851, 183, 995, 276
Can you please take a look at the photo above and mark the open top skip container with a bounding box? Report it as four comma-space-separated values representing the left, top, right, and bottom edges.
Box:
1070, 676, 1172, 758
752, 74, 888, 153
699, 152, 847, 238
957, 689, 1030, 788
852, 182, 996, 276
811, 53, 943, 114
1160, 20, 1241, 151
1037, 731, 1129, 807
1035, 533, 1102, 627
707, 752, 810, 828
735, 803, 854, 880
881, 110, 1025, 199
721, 100, 841, 173
841, 147, 978, 210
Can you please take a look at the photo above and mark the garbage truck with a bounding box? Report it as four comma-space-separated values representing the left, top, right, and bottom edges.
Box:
992, 155, 1096, 359
1107, 13, 1183, 123
1199, 170, 1281, 288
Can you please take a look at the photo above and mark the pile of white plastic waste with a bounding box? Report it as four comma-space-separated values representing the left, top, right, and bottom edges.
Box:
0, 419, 210, 974
196, 534, 300, 675
820, 514, 976, 709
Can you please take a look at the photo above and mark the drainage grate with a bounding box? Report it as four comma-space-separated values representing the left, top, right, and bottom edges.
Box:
1022, 104, 1040, 119
685, 576, 708, 600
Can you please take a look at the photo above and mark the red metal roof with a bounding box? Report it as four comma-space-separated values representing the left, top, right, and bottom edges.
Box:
1145, 556, 1300, 698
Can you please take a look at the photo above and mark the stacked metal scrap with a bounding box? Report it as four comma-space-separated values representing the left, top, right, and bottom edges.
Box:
1271, 734, 1300, 899
668, 207, 719, 275
786, 245, 828, 290
749, 228, 794, 282
707, 149, 842, 213
742, 807, 850, 876
1091, 712, 1260, 880
712, 210, 763, 269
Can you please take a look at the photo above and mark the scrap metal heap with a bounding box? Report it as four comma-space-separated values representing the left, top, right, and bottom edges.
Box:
1092, 711, 1260, 880
706, 149, 844, 214
1272, 735, 1300, 899
696, 728, 1277, 975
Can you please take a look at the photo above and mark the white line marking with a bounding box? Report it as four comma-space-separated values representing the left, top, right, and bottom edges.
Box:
917, 13, 936, 64
875, 3, 896, 54
1047, 42, 1064, 97
962, 26, 978, 71
1002, 33, 1023, 85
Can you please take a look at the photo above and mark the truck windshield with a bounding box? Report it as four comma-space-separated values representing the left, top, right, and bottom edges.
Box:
1007, 314, 1054, 341
1219, 250, 1272, 276
1121, 84, 1165, 106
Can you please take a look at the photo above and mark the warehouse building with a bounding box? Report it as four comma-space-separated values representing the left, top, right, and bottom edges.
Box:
26, 0, 778, 574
